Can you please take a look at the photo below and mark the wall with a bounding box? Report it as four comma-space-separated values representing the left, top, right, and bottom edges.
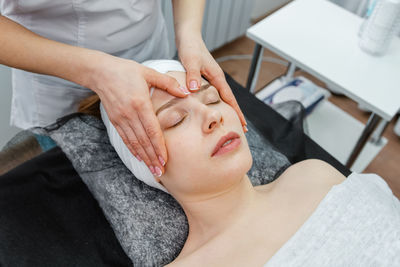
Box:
251, 0, 292, 20
161, 0, 256, 55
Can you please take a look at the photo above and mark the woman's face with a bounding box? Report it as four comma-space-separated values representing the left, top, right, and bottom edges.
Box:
151, 71, 252, 201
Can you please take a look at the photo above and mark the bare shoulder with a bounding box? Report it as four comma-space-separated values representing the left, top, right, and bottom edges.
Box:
276, 159, 346, 192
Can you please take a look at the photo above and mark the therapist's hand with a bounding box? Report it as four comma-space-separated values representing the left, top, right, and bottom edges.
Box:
177, 33, 248, 132
90, 55, 190, 177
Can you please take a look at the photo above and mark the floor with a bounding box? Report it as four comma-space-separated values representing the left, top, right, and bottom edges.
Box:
211, 36, 400, 200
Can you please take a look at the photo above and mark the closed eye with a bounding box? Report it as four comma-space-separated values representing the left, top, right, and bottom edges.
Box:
208, 99, 221, 105
168, 97, 221, 128
170, 115, 186, 128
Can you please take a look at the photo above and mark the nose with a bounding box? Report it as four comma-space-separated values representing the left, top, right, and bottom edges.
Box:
202, 107, 223, 133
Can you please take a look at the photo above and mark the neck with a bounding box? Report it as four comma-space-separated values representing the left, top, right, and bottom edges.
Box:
178, 174, 260, 253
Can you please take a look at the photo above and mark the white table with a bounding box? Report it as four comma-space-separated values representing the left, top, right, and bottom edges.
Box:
246, 0, 400, 168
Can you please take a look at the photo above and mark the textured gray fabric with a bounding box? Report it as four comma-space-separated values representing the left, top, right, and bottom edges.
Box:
32, 114, 290, 266
265, 172, 400, 267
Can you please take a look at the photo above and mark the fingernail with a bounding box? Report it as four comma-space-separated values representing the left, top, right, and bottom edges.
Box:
149, 165, 155, 174
180, 86, 190, 95
154, 166, 162, 177
189, 80, 198, 90
244, 125, 248, 132
158, 155, 166, 166
136, 155, 142, 162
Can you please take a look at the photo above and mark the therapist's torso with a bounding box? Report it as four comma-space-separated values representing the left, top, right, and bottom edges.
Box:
0, 0, 170, 129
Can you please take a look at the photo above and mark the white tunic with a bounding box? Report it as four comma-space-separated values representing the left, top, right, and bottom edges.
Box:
0, 0, 170, 129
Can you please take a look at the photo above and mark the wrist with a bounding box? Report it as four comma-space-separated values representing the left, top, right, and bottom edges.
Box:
79, 50, 114, 92
175, 30, 203, 50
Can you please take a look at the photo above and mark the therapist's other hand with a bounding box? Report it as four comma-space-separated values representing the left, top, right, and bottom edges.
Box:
90, 55, 190, 177
177, 34, 248, 132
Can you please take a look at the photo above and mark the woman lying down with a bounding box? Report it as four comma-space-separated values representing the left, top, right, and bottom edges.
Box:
98, 60, 400, 266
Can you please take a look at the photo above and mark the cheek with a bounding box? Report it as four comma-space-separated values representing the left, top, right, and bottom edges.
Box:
164, 134, 194, 173
165, 137, 185, 158
163, 131, 209, 180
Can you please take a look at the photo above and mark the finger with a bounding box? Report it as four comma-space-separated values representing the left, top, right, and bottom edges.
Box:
136, 100, 168, 173
117, 122, 152, 166
222, 86, 246, 125
223, 87, 247, 127
203, 67, 247, 127
126, 113, 159, 171
128, 106, 165, 176
183, 60, 201, 91
114, 124, 139, 159
143, 67, 190, 97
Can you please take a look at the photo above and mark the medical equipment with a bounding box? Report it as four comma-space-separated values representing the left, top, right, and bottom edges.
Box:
256, 76, 330, 115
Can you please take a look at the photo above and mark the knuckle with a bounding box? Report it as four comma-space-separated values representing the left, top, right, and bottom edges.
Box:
110, 117, 119, 126
149, 154, 158, 163
115, 105, 130, 119
138, 151, 150, 165
143, 159, 152, 167
208, 67, 224, 80
128, 146, 136, 155
130, 139, 140, 149
146, 73, 156, 86
138, 136, 151, 148
133, 98, 146, 110
187, 67, 198, 75
169, 77, 180, 87
142, 154, 152, 164
144, 125, 159, 138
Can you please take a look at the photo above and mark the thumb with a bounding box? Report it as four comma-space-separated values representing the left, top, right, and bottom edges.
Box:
143, 67, 190, 97
184, 62, 202, 92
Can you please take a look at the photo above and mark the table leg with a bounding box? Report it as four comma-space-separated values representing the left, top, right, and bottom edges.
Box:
246, 43, 264, 94
370, 120, 389, 145
345, 113, 382, 169
284, 62, 296, 81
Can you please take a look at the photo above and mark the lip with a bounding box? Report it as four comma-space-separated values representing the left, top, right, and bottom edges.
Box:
211, 131, 241, 157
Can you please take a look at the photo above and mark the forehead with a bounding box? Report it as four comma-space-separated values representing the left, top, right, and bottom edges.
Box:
151, 71, 211, 111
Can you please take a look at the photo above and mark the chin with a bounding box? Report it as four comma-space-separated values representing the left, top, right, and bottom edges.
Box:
215, 145, 253, 181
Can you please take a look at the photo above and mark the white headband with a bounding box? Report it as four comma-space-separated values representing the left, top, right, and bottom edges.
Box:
100, 59, 186, 193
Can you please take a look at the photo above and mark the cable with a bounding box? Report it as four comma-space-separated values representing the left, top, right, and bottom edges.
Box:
215, 54, 289, 67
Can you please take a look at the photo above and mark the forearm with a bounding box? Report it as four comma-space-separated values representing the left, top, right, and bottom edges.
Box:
172, 0, 206, 46
0, 15, 105, 89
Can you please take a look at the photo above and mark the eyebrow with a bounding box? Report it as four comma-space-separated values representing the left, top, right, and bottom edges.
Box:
155, 83, 212, 116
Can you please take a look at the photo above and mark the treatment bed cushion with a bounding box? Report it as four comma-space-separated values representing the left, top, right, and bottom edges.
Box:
0, 147, 132, 266
0, 73, 350, 266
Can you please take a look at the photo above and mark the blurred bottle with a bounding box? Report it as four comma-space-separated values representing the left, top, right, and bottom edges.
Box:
358, 0, 378, 37
359, 0, 400, 56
